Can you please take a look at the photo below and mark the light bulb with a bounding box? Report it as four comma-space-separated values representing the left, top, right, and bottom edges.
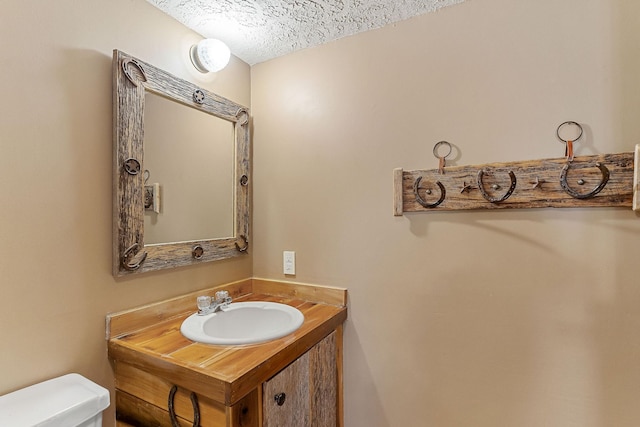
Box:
190, 39, 231, 73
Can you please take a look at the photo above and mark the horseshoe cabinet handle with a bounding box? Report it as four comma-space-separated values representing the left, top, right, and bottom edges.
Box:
168, 385, 200, 427
413, 176, 446, 208
477, 169, 517, 203
560, 162, 609, 199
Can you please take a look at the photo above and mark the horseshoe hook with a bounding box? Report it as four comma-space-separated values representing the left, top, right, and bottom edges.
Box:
560, 161, 609, 199
413, 176, 446, 208
121, 242, 147, 271
477, 169, 517, 203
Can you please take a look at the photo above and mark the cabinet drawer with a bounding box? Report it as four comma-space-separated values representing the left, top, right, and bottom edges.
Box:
115, 362, 229, 426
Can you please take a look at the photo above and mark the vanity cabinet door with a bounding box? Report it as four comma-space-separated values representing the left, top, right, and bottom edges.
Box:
263, 331, 337, 427
309, 331, 338, 426
263, 351, 310, 426
114, 362, 258, 427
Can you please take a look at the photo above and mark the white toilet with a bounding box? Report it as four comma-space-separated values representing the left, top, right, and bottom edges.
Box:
0, 373, 110, 427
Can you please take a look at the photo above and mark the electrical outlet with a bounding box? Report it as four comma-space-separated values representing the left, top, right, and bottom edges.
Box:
283, 251, 296, 275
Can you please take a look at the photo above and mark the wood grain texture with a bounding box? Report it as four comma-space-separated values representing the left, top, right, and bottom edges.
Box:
108, 293, 347, 406
633, 145, 639, 211
261, 332, 337, 427
112, 50, 251, 276
116, 391, 188, 426
106, 278, 252, 339
395, 152, 635, 213
106, 279, 346, 339
262, 351, 310, 427
252, 278, 347, 306
309, 331, 337, 427
113, 51, 145, 275
393, 168, 404, 216
227, 388, 260, 427
335, 325, 344, 427
115, 362, 227, 426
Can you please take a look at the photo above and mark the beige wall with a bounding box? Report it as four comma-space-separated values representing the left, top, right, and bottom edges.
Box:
0, 1, 251, 425
251, 0, 640, 426
2, 0, 640, 426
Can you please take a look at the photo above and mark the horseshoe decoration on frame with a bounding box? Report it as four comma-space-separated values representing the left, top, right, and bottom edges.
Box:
235, 234, 249, 252
121, 58, 147, 87
477, 169, 517, 203
560, 161, 610, 199
413, 176, 446, 208
121, 243, 148, 271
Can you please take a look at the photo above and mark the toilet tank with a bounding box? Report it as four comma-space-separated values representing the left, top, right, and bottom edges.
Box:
0, 373, 110, 427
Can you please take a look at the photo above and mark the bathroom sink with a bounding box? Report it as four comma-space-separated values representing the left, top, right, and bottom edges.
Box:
180, 302, 304, 345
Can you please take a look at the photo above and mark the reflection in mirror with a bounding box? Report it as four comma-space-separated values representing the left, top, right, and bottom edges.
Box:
143, 93, 235, 244
113, 50, 250, 276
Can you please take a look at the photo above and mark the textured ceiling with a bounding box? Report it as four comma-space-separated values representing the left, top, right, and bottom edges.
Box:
146, 0, 465, 65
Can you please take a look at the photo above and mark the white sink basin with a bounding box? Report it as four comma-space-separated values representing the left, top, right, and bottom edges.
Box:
180, 301, 304, 345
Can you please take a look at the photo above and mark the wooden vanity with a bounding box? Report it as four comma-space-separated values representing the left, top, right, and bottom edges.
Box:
107, 278, 347, 427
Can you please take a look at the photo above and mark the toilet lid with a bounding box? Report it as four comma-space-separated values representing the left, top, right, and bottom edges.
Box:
0, 373, 110, 427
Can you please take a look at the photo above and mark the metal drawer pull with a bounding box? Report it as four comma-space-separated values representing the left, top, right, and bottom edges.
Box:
168, 385, 201, 427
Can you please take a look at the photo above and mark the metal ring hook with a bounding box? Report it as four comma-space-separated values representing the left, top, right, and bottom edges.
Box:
557, 121, 583, 161
432, 141, 452, 159
433, 141, 452, 174
560, 161, 609, 199
477, 170, 517, 203
556, 121, 583, 143
413, 176, 446, 208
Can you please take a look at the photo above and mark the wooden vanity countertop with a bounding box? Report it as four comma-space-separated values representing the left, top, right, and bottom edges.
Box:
108, 280, 347, 407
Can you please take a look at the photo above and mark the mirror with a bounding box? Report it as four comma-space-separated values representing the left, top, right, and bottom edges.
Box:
143, 92, 235, 244
112, 50, 250, 276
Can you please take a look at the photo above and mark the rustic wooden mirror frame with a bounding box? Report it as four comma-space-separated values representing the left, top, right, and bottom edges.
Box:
112, 50, 250, 276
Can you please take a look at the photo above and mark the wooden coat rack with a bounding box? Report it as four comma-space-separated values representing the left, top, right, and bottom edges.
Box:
394, 145, 640, 215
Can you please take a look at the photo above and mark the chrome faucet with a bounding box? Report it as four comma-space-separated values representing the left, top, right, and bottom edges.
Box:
196, 291, 232, 315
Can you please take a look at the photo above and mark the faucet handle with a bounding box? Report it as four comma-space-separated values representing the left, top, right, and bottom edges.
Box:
215, 290, 232, 309
197, 295, 212, 311
215, 290, 229, 301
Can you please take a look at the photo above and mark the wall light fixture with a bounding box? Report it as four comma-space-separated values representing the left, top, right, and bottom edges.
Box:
189, 39, 231, 73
